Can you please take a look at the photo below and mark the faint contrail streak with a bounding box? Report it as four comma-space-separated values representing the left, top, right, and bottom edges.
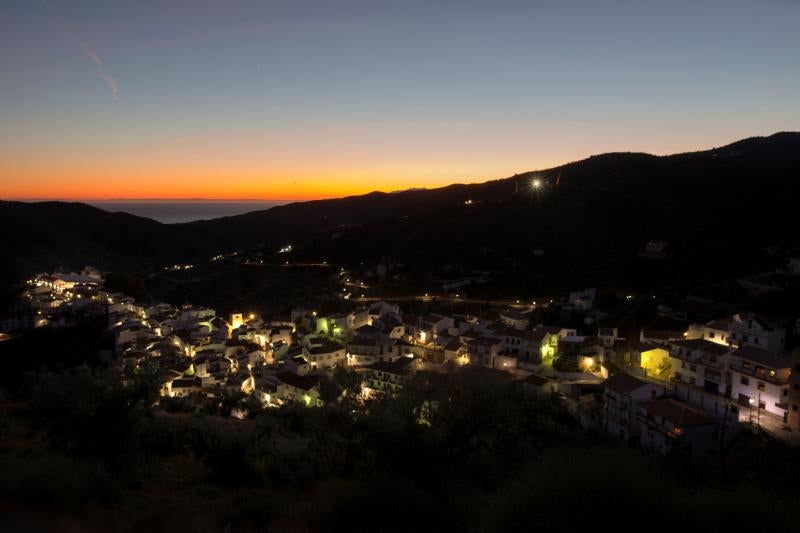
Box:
41, 0, 122, 101
75, 38, 121, 100
78, 41, 101, 65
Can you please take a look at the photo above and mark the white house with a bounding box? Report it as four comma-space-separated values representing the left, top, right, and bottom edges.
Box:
700, 319, 731, 346
363, 357, 416, 397
466, 336, 503, 367
303, 339, 347, 370
603, 373, 662, 442
728, 345, 792, 421
728, 313, 786, 353
276, 372, 322, 406
351, 307, 372, 331
421, 314, 455, 339
669, 339, 734, 396
637, 398, 717, 455
347, 336, 379, 361
285, 355, 312, 376
597, 327, 619, 348
368, 301, 400, 320
497, 328, 551, 364
316, 313, 353, 338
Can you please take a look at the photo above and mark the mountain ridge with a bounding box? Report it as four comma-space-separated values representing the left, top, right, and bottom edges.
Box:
2, 131, 798, 291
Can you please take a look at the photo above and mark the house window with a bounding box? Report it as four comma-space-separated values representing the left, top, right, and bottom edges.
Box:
793, 405, 798, 412
740, 376, 749, 386
783, 389, 789, 397
757, 382, 765, 391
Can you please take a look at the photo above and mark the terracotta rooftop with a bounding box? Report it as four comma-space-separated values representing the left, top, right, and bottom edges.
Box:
638, 398, 715, 427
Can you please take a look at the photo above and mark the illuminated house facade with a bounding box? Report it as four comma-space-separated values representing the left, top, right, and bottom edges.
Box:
276, 372, 322, 406
497, 328, 551, 364
303, 338, 347, 370
421, 314, 455, 341
624, 340, 670, 378
669, 339, 734, 395
728, 314, 786, 353
728, 345, 792, 420
700, 318, 731, 346
346, 337, 413, 366
363, 357, 416, 396
466, 337, 503, 366
697, 314, 786, 354
316, 313, 353, 338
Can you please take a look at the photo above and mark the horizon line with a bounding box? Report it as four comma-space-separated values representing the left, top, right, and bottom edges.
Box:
3, 197, 301, 203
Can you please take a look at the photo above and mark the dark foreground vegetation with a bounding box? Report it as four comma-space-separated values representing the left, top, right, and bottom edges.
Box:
1, 356, 798, 532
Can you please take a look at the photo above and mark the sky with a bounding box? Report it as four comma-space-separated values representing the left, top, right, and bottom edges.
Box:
1, 0, 798, 201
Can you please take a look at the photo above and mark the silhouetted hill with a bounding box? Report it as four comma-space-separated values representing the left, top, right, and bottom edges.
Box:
3, 132, 799, 293
0, 201, 211, 284
186, 132, 800, 291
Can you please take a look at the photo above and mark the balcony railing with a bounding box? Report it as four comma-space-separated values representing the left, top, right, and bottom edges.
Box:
728, 362, 788, 385
670, 351, 725, 370
636, 414, 678, 438
703, 367, 730, 384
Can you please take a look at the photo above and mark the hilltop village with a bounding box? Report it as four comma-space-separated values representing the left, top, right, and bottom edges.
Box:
7, 266, 800, 456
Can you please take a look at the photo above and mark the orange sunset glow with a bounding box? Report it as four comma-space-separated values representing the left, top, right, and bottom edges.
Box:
2, 0, 798, 202
1, 124, 753, 201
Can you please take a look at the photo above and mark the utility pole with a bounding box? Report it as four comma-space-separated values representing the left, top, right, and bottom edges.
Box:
718, 401, 732, 470
757, 392, 762, 427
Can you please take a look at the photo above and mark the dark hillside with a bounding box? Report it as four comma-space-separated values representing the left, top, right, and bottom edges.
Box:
3, 132, 798, 294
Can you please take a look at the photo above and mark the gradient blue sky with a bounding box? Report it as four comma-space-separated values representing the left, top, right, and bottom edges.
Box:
1, 0, 798, 199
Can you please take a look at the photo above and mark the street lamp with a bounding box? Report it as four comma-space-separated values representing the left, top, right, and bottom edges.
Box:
749, 397, 755, 422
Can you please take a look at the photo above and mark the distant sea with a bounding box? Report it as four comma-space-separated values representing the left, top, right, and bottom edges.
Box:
87, 200, 289, 224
